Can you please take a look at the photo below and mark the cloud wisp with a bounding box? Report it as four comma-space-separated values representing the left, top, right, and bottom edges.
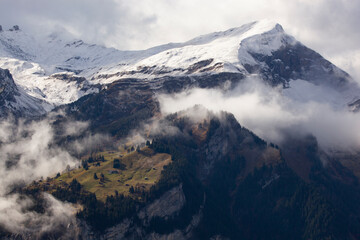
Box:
0, 116, 86, 236
158, 77, 360, 152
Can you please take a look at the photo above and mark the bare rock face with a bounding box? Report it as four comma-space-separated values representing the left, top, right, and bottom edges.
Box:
101, 184, 190, 239
348, 98, 360, 112
9, 25, 20, 31
138, 184, 186, 223
244, 41, 351, 89
0, 68, 48, 117
102, 219, 137, 240
0, 68, 19, 105
0, 25, 2, 32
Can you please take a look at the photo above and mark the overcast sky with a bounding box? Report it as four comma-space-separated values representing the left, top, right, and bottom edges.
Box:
1, 0, 360, 80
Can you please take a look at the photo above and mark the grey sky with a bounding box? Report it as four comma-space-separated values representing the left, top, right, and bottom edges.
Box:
1, 0, 360, 80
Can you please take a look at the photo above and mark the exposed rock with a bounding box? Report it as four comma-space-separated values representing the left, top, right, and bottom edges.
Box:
244, 42, 351, 89
50, 73, 87, 83
99, 184, 188, 239
0, 68, 19, 104
138, 184, 186, 224
145, 206, 204, 240
210, 235, 230, 240
0, 25, 2, 32
147, 230, 187, 240
348, 98, 360, 112
187, 59, 214, 74
100, 185, 206, 240
8, 25, 20, 31
0, 68, 48, 117
103, 218, 138, 240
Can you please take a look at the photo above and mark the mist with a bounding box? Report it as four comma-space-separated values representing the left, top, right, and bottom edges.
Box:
0, 116, 87, 236
158, 77, 360, 152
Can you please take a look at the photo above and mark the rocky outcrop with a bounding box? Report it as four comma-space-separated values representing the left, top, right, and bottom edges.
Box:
96, 184, 209, 240
0, 68, 19, 104
138, 184, 186, 224
0, 68, 48, 117
348, 98, 360, 112
100, 184, 186, 239
8, 25, 20, 31
244, 41, 352, 89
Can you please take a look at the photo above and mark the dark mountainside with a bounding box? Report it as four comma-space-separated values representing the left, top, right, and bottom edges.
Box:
1, 22, 360, 240
4, 108, 360, 240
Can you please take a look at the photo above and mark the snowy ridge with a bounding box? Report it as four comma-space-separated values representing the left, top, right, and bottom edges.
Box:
0, 25, 192, 107
0, 20, 359, 115
0, 58, 99, 106
0, 20, 294, 83
95, 20, 296, 82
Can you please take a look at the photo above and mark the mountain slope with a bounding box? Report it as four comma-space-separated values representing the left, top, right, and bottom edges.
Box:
19, 107, 360, 240
2, 21, 360, 240
95, 21, 295, 81
99, 109, 360, 240
0, 68, 49, 117
1, 20, 359, 113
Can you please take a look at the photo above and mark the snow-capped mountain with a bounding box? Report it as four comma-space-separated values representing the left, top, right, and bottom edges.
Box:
0, 68, 49, 116
0, 25, 183, 108
3, 22, 360, 240
0, 20, 359, 116
95, 21, 295, 81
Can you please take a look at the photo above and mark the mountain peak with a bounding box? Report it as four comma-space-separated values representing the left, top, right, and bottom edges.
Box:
253, 19, 284, 31
183, 20, 283, 46
239, 19, 285, 36
274, 23, 284, 32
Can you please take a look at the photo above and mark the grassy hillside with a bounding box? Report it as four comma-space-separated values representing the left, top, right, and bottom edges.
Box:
42, 147, 171, 202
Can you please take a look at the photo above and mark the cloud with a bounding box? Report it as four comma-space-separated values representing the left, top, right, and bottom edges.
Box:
122, 117, 181, 148
0, 193, 77, 237
158, 77, 360, 152
62, 120, 89, 137
0, 0, 157, 50
0, 118, 77, 194
0, 116, 89, 236
69, 132, 111, 155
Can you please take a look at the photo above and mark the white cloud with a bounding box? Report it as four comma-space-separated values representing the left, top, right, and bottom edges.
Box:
0, 116, 89, 235
0, 118, 77, 194
0, 193, 77, 236
158, 77, 360, 151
